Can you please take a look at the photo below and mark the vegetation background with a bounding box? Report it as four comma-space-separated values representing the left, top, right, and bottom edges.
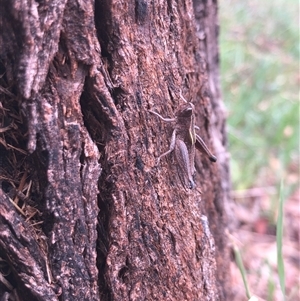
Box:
219, 0, 299, 300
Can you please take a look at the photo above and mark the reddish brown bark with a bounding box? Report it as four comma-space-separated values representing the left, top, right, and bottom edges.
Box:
0, 0, 231, 300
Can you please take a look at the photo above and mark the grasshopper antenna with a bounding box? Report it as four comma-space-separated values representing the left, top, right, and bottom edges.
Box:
179, 90, 188, 103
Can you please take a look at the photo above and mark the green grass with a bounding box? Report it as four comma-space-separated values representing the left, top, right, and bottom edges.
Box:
233, 244, 251, 299
219, 0, 299, 191
219, 1, 298, 299
277, 180, 286, 300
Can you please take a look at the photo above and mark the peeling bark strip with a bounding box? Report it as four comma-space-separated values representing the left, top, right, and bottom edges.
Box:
0, 0, 231, 301
1, 0, 102, 300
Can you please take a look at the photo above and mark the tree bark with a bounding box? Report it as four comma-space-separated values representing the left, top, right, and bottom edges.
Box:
0, 0, 231, 300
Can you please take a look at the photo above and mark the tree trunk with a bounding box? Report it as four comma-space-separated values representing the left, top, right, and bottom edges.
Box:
0, 0, 231, 300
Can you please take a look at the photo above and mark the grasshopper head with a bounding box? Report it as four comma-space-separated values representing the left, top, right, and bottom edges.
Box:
177, 103, 194, 118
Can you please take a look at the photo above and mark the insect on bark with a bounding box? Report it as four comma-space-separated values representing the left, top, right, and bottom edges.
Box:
149, 92, 217, 190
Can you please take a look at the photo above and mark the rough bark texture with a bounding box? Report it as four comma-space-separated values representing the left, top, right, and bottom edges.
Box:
0, 0, 231, 300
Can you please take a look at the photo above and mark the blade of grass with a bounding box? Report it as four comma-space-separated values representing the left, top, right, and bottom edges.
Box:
276, 179, 286, 300
233, 245, 251, 299
266, 261, 276, 301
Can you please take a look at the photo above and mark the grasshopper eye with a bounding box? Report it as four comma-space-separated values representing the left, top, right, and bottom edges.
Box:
178, 106, 193, 117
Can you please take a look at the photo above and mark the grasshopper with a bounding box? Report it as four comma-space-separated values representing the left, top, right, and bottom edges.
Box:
149, 93, 217, 190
